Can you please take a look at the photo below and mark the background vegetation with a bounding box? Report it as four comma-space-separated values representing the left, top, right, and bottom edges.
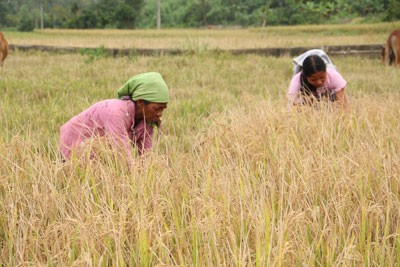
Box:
1, 23, 400, 265
1, 0, 400, 31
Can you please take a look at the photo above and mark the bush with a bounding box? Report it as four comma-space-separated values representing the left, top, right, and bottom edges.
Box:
17, 5, 34, 32
17, 18, 34, 32
386, 0, 400, 21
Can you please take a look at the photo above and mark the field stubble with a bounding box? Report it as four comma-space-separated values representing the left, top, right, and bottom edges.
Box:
4, 22, 400, 50
0, 48, 400, 265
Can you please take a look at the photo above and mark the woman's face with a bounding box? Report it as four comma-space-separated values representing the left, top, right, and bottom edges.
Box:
306, 71, 327, 88
138, 101, 167, 123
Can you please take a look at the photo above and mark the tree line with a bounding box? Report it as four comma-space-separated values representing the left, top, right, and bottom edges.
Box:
1, 0, 399, 31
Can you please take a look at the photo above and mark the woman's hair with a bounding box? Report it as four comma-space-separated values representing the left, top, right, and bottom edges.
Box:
302, 55, 326, 78
300, 55, 326, 97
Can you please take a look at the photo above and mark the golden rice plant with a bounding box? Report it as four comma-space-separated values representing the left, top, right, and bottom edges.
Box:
0, 36, 399, 265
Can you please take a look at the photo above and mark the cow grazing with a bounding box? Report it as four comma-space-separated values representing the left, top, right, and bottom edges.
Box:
382, 29, 400, 67
0, 32, 8, 66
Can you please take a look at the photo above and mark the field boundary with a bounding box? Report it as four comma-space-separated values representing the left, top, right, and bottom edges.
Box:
9, 43, 383, 57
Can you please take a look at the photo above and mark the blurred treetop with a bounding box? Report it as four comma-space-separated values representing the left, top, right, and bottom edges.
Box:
0, 0, 399, 31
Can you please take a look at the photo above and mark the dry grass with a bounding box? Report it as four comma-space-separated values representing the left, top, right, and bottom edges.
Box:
4, 21, 400, 49
1, 27, 400, 265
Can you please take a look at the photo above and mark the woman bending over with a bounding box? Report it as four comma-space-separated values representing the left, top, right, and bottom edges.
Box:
287, 55, 348, 110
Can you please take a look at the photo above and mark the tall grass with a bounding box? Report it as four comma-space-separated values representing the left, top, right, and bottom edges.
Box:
0, 41, 400, 265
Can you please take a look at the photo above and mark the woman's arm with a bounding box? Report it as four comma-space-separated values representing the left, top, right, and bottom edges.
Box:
105, 117, 133, 158
335, 87, 348, 111
287, 73, 302, 108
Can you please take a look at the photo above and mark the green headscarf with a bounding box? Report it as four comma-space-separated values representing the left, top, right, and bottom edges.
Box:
117, 72, 169, 103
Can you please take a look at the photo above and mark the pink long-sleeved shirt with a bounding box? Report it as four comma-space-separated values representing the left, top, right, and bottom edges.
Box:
59, 99, 153, 159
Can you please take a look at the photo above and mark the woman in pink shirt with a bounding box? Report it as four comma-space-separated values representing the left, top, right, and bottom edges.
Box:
287, 54, 348, 110
59, 72, 168, 160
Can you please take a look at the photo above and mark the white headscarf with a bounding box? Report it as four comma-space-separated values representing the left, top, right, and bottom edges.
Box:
292, 49, 336, 75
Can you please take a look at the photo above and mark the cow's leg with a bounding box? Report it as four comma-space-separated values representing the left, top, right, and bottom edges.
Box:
394, 41, 400, 68
384, 44, 392, 65
389, 35, 400, 67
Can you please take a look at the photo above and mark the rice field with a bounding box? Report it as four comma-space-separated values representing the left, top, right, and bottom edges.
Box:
5, 21, 400, 50
0, 23, 400, 266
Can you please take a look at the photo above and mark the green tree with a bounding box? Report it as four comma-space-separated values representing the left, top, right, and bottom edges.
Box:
78, 8, 100, 28
0, 0, 398, 29
386, 0, 400, 21
183, 0, 212, 27
0, 0, 10, 26
17, 5, 35, 31
113, 0, 143, 29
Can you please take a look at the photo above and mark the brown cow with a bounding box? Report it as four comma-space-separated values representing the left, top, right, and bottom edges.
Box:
382, 29, 400, 67
0, 32, 8, 66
